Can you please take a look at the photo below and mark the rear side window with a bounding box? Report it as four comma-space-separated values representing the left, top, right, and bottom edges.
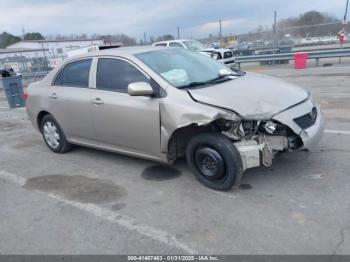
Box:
154, 43, 167, 46
96, 58, 148, 93
53, 59, 92, 87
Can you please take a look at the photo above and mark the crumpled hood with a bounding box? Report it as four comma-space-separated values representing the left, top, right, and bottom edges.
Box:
188, 72, 309, 119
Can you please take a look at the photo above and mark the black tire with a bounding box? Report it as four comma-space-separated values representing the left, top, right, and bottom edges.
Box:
186, 133, 243, 191
40, 114, 72, 153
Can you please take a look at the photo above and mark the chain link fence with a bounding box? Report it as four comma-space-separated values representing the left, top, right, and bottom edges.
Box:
197, 21, 350, 55
0, 56, 50, 74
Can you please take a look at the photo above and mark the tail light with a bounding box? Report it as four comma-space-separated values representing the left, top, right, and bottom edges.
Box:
23, 90, 29, 101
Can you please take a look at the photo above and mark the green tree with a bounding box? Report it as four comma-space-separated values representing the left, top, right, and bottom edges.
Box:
0, 32, 21, 48
23, 32, 45, 40
155, 34, 175, 42
98, 34, 136, 46
277, 11, 340, 37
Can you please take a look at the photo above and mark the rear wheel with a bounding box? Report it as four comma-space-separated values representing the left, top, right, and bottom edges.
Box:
186, 133, 243, 191
40, 114, 72, 153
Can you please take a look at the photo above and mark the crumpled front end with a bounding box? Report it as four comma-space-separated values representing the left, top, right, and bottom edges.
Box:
161, 83, 324, 170
218, 98, 324, 171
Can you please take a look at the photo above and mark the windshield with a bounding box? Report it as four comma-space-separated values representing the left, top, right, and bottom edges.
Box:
182, 40, 205, 51
136, 48, 235, 88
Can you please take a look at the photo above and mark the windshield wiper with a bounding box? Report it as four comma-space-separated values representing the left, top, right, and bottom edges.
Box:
178, 73, 234, 89
178, 81, 208, 89
206, 73, 236, 83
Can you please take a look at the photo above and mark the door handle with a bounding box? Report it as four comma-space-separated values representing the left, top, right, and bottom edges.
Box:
91, 98, 104, 105
49, 93, 58, 99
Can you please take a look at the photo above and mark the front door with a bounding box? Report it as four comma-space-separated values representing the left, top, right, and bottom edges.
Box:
91, 57, 161, 157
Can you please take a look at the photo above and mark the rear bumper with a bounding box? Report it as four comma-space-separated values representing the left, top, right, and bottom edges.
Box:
25, 104, 40, 132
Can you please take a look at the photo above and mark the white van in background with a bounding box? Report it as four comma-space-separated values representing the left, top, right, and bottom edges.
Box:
67, 44, 123, 58
152, 39, 235, 68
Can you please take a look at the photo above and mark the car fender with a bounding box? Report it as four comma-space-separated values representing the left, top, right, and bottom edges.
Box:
159, 88, 239, 153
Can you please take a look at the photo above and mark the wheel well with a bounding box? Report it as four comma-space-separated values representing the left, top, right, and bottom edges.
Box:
37, 111, 50, 132
167, 122, 218, 162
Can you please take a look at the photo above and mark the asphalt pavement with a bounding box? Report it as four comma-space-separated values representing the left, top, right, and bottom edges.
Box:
0, 64, 349, 255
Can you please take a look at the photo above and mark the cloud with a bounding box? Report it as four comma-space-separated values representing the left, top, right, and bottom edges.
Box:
0, 0, 198, 38
198, 19, 247, 32
0, 0, 346, 40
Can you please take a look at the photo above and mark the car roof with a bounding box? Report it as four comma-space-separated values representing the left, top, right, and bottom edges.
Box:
69, 46, 168, 60
169, 39, 193, 42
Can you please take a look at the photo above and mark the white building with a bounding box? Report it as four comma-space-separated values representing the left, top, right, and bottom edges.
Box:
0, 48, 49, 60
7, 39, 104, 67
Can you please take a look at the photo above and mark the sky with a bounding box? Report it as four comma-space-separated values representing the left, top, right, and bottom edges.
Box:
0, 0, 347, 40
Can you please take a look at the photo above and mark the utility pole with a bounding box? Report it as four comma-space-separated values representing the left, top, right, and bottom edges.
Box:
272, 11, 277, 55
177, 26, 180, 39
340, 0, 349, 63
344, 0, 349, 33
143, 32, 147, 45
41, 42, 48, 73
219, 19, 222, 47
21, 25, 26, 40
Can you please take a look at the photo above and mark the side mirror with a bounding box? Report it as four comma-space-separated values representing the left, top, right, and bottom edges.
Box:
128, 82, 154, 96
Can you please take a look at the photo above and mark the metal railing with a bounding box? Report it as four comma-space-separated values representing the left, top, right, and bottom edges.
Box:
235, 48, 350, 69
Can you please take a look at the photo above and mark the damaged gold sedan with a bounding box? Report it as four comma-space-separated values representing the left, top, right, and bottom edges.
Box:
25, 46, 325, 191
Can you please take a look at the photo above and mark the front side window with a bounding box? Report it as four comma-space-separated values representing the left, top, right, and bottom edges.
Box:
96, 58, 148, 93
54, 59, 92, 87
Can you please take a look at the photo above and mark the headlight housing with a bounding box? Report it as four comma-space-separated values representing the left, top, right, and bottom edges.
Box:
259, 120, 295, 137
264, 121, 277, 134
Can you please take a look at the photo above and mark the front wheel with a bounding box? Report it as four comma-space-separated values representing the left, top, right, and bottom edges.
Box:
186, 133, 243, 191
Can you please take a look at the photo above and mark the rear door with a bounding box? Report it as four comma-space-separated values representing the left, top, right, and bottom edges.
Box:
90, 57, 161, 157
48, 58, 96, 141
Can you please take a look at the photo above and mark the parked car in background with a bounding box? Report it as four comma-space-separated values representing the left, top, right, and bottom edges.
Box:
207, 42, 221, 49
226, 43, 255, 56
25, 47, 324, 191
152, 39, 235, 68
